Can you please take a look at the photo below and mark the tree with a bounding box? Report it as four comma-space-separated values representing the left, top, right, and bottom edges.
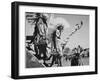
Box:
63, 47, 71, 56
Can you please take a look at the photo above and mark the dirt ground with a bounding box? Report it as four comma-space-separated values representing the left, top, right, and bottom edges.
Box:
26, 50, 89, 68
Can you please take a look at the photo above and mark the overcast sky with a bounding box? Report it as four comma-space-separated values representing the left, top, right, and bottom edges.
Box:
26, 13, 89, 49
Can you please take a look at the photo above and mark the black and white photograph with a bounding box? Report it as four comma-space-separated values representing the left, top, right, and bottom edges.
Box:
11, 2, 97, 79
25, 12, 89, 68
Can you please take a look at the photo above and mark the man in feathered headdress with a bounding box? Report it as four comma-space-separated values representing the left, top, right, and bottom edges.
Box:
28, 13, 49, 61
50, 24, 64, 66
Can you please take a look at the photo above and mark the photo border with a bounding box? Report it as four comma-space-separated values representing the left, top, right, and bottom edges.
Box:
11, 1, 98, 79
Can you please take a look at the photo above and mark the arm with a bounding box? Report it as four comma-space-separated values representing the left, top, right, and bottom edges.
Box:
56, 30, 61, 39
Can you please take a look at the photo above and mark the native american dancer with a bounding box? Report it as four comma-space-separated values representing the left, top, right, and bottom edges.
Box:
48, 24, 64, 67
27, 13, 49, 65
